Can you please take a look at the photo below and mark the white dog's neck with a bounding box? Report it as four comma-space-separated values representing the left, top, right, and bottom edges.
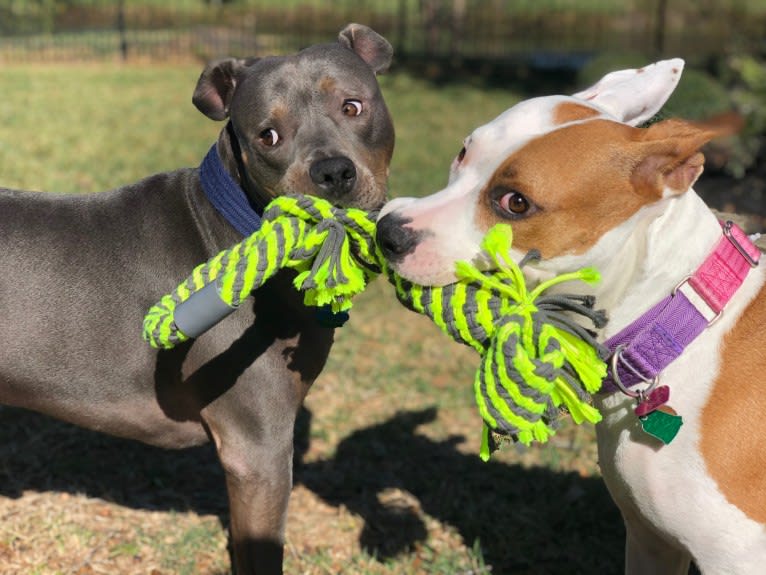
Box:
537, 190, 722, 339
595, 191, 722, 338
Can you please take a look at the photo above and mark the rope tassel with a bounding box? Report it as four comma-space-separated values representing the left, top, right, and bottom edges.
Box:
388, 224, 609, 460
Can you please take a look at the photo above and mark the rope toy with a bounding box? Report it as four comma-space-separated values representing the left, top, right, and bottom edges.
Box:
142, 194, 379, 349
142, 197, 608, 461
388, 224, 609, 460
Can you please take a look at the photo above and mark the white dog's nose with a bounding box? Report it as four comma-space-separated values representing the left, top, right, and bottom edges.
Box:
376, 210, 420, 263
376, 196, 415, 221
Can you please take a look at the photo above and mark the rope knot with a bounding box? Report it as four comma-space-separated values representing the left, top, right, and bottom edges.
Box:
388, 223, 609, 460
142, 194, 381, 349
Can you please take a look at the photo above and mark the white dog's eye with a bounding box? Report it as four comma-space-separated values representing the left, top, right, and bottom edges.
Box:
342, 99, 363, 117
259, 128, 280, 146
494, 189, 532, 218
501, 192, 530, 214
450, 144, 467, 177
453, 135, 472, 168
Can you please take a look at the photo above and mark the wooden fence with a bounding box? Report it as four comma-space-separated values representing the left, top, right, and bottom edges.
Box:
0, 0, 764, 65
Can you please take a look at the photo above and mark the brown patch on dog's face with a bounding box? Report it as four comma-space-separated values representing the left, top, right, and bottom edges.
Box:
352, 142, 394, 206
318, 75, 336, 93
473, 120, 652, 258
473, 118, 715, 259
270, 103, 289, 124
553, 102, 601, 125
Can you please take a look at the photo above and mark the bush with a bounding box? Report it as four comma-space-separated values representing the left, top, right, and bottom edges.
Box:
662, 68, 731, 120
725, 55, 766, 177
578, 52, 766, 178
576, 52, 654, 89
578, 52, 731, 119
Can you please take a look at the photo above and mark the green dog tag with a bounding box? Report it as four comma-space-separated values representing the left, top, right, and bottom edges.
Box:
638, 405, 683, 445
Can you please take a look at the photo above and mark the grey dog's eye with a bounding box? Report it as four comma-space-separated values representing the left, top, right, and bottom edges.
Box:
259, 128, 279, 146
342, 99, 363, 117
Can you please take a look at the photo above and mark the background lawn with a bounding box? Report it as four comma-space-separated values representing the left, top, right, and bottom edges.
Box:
0, 63, 623, 575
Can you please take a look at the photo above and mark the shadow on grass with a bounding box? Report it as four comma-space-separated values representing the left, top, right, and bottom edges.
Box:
0, 406, 227, 517
294, 406, 625, 575
1, 404, 624, 574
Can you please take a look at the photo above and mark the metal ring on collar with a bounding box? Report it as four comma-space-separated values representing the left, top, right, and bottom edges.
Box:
609, 344, 658, 400
723, 220, 759, 268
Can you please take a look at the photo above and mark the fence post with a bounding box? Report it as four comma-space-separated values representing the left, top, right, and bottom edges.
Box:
450, 0, 466, 63
654, 0, 668, 55
397, 0, 408, 59
42, 0, 55, 34
117, 0, 128, 60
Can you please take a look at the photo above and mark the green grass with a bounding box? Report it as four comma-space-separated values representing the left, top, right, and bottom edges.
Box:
383, 73, 518, 198
0, 65, 514, 197
0, 64, 219, 192
0, 63, 621, 574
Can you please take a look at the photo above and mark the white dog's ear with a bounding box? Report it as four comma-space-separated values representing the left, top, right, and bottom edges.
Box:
630, 118, 715, 198
573, 58, 684, 127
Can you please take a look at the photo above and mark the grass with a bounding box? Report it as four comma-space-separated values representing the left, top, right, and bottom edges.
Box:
0, 65, 220, 192
0, 66, 514, 196
0, 63, 623, 574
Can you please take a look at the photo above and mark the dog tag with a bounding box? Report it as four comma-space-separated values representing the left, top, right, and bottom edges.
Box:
634, 385, 670, 417
638, 404, 683, 445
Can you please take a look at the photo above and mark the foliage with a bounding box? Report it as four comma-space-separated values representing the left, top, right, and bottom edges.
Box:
577, 51, 653, 88
578, 51, 766, 178
663, 69, 732, 120
579, 52, 732, 122
722, 55, 766, 177
2, 0, 766, 63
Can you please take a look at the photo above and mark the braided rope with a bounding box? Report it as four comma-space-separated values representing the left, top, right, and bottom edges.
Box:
388, 224, 608, 460
142, 194, 379, 349
142, 197, 607, 460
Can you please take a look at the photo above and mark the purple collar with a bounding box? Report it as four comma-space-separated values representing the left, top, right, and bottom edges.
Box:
602, 221, 760, 396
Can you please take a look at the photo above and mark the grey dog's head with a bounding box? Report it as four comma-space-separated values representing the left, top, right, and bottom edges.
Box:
192, 23, 395, 211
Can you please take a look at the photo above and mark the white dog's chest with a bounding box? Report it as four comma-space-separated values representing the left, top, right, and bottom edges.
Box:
595, 267, 766, 569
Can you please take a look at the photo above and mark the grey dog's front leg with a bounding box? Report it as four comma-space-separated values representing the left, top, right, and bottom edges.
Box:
226, 459, 292, 574
223, 449, 293, 575
174, 272, 331, 574
206, 396, 297, 575
198, 321, 323, 573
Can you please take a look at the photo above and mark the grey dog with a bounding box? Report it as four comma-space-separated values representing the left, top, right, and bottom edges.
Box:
0, 23, 395, 574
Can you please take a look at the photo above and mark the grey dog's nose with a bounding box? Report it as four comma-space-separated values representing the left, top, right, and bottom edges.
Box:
310, 157, 357, 195
376, 212, 419, 262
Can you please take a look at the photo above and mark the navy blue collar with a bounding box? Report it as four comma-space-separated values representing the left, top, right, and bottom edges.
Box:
199, 144, 263, 236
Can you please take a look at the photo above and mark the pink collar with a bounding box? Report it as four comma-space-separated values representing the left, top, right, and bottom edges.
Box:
602, 220, 761, 398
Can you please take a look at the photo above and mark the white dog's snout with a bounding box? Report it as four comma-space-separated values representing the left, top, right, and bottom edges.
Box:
377, 196, 416, 221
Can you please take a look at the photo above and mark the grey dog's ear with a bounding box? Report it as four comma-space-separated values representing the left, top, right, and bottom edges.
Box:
338, 23, 393, 74
193, 57, 259, 121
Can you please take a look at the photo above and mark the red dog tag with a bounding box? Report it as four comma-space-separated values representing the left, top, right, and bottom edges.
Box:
634, 385, 670, 417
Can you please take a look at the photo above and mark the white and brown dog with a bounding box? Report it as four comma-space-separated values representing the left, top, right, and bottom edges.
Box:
376, 60, 766, 574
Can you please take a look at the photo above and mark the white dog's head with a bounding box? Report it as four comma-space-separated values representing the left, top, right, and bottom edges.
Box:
376, 59, 717, 286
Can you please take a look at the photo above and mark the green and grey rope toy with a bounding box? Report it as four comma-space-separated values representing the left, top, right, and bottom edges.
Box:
142, 194, 379, 349
142, 195, 608, 460
388, 224, 609, 460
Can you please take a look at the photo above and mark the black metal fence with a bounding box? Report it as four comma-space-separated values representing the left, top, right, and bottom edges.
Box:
0, 0, 764, 65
